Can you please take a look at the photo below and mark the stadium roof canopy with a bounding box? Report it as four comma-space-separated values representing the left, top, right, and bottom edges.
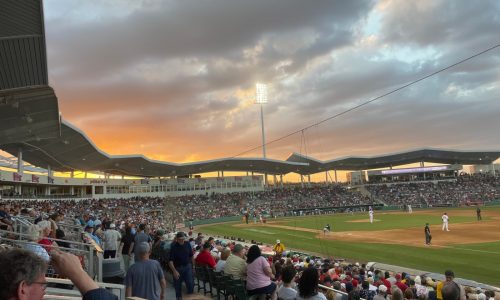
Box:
1, 1, 500, 177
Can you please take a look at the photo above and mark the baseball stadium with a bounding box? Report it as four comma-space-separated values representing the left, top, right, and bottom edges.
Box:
1, 1, 500, 300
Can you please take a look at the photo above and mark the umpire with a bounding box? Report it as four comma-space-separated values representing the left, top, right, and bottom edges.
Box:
425, 223, 432, 245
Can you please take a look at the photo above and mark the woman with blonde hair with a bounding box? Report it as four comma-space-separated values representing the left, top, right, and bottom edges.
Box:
37, 220, 58, 252
24, 224, 50, 262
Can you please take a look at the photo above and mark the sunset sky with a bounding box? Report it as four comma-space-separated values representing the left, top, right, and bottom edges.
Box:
42, 0, 500, 166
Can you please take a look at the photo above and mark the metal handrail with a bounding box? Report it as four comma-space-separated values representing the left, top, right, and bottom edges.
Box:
318, 284, 367, 300
0, 229, 100, 280
46, 277, 126, 300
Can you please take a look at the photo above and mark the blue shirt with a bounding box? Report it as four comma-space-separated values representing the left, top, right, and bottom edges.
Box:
169, 241, 193, 267
125, 259, 164, 300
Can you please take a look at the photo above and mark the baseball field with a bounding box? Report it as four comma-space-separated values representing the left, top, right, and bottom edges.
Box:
199, 206, 500, 287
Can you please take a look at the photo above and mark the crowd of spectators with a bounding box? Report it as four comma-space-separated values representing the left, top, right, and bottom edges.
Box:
366, 174, 500, 207
1, 173, 500, 299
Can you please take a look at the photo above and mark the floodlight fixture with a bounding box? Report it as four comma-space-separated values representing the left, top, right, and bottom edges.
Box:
255, 83, 268, 104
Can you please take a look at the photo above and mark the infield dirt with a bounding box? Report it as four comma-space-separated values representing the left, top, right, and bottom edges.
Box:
235, 209, 500, 247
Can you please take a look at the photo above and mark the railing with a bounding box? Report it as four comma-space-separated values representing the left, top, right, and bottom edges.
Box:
318, 284, 367, 300
0, 229, 101, 280
45, 277, 125, 300
12, 215, 84, 242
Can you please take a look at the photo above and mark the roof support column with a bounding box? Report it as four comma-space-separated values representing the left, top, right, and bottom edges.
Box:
420, 161, 425, 167
307, 175, 311, 185
264, 173, 268, 187
334, 169, 338, 183
280, 174, 283, 188
325, 171, 328, 185
84, 172, 87, 179
273, 175, 277, 187
300, 175, 304, 187
70, 171, 74, 178
492, 163, 496, 176
17, 148, 23, 175
47, 165, 52, 178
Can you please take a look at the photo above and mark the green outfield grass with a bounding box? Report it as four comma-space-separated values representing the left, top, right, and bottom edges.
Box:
200, 206, 500, 287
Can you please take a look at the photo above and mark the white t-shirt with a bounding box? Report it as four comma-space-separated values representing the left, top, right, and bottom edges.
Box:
103, 229, 122, 251
278, 286, 297, 300
296, 292, 327, 300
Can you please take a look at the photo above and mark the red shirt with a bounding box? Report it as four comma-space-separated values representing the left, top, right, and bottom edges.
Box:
38, 238, 53, 252
395, 281, 408, 292
195, 250, 216, 269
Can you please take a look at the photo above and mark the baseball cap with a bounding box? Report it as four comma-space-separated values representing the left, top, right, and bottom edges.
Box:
444, 270, 455, 277
176, 231, 186, 238
109, 223, 116, 229
276, 239, 280, 243
378, 285, 388, 292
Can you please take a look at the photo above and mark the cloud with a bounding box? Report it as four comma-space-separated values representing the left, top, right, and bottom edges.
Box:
42, 0, 500, 165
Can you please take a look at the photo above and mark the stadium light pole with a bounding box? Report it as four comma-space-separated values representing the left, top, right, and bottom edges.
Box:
255, 83, 268, 158
256, 83, 268, 186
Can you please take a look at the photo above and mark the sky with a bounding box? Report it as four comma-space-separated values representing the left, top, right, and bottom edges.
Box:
42, 0, 500, 167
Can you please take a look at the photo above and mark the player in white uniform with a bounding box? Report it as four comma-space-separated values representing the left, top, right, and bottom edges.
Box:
442, 212, 450, 231
407, 204, 413, 213
369, 206, 374, 223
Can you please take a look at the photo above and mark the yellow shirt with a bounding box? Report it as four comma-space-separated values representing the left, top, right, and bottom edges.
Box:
436, 281, 443, 300
273, 243, 285, 254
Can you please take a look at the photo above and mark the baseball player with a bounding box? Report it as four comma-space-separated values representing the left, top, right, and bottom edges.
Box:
442, 212, 450, 231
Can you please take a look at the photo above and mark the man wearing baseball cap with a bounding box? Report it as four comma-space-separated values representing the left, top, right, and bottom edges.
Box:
168, 232, 194, 299
273, 239, 285, 258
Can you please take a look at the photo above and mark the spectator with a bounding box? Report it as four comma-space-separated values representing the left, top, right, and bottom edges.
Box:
195, 241, 217, 269
132, 224, 151, 260
125, 242, 166, 300
273, 239, 285, 257
374, 285, 389, 300
119, 226, 135, 271
215, 248, 231, 272
444, 270, 466, 300
103, 223, 121, 259
224, 243, 247, 280
277, 265, 298, 300
442, 282, 461, 300
404, 288, 415, 300
0, 248, 117, 300
392, 288, 404, 300
348, 291, 361, 300
0, 203, 13, 231
24, 224, 50, 262
297, 266, 326, 300
37, 220, 57, 252
360, 280, 376, 300
246, 244, 277, 300
169, 232, 194, 300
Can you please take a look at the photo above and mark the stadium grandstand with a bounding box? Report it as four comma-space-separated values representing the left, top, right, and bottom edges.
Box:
1, 1, 500, 300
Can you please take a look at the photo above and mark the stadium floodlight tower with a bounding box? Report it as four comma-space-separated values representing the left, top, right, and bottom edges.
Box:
255, 83, 268, 159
